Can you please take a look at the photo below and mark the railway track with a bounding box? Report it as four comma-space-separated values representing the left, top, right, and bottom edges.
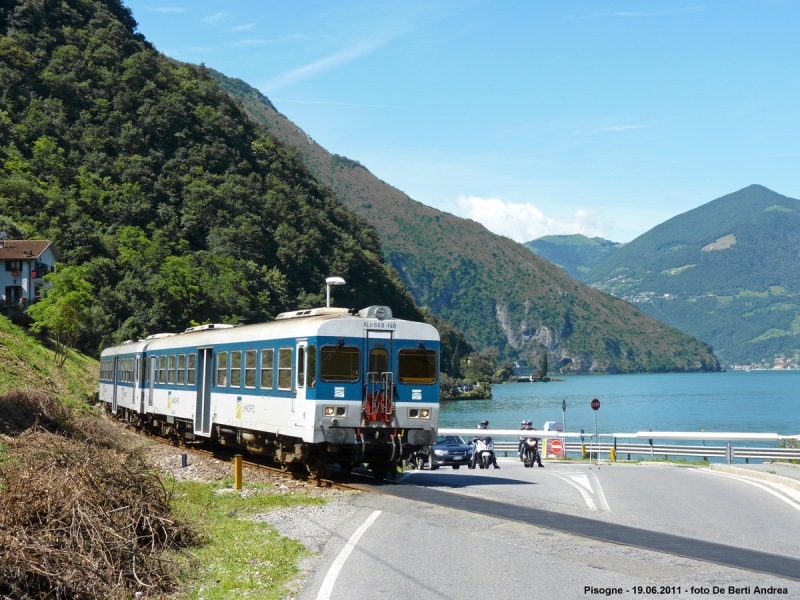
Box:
136, 424, 366, 492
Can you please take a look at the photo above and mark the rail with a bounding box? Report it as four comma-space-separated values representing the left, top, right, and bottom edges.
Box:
439, 429, 800, 463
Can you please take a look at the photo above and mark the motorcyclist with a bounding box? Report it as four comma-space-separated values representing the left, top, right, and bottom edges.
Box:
470, 420, 500, 469
519, 420, 544, 467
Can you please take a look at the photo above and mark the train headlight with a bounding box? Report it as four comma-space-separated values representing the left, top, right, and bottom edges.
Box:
420, 409, 430, 419
336, 407, 346, 416
324, 406, 335, 416
409, 409, 419, 418
375, 307, 386, 319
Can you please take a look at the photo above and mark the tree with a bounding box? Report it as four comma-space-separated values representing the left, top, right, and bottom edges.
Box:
534, 353, 548, 380
27, 265, 93, 366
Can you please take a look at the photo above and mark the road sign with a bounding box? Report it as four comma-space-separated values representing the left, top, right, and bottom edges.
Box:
546, 438, 565, 458
562, 399, 566, 412
591, 398, 600, 410
580, 428, 585, 443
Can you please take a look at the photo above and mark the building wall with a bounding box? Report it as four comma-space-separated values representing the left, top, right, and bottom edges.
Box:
1, 247, 58, 306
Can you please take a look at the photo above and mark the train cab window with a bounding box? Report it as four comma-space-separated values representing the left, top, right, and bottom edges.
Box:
307, 345, 316, 389
320, 346, 360, 382
187, 353, 196, 385
260, 349, 274, 389
297, 347, 305, 388
398, 348, 438, 384
230, 350, 242, 388
217, 351, 228, 387
177, 354, 186, 385
159, 355, 167, 384
245, 350, 257, 388
369, 348, 388, 374
168, 355, 176, 384
278, 348, 292, 390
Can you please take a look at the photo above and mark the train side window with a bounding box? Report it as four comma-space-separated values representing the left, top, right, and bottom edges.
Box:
320, 346, 360, 382
230, 350, 242, 388
398, 348, 438, 384
245, 349, 257, 388
168, 355, 176, 384
125, 359, 130, 383
217, 351, 228, 387
278, 348, 292, 390
159, 355, 167, 384
307, 345, 316, 389
260, 349, 274, 390
187, 353, 196, 385
297, 346, 305, 388
177, 354, 186, 385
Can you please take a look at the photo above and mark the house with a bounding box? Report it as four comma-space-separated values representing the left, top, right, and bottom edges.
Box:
0, 238, 61, 310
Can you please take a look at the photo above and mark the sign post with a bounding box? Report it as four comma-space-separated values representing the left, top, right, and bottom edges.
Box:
590, 399, 600, 468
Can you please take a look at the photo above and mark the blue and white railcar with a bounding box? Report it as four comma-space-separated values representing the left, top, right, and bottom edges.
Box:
99, 306, 439, 473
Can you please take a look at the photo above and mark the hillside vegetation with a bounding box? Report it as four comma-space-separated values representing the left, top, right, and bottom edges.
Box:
0, 0, 422, 355
524, 234, 622, 280
0, 314, 96, 407
210, 69, 719, 373
584, 185, 800, 364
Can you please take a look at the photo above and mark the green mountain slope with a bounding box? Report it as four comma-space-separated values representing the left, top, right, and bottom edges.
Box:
584, 185, 800, 364
524, 234, 622, 280
210, 70, 719, 373
0, 0, 422, 353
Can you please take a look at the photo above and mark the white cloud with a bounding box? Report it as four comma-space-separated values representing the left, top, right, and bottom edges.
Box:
455, 196, 603, 243
585, 6, 705, 18
204, 11, 230, 24
231, 23, 256, 31
148, 6, 186, 12
590, 124, 654, 134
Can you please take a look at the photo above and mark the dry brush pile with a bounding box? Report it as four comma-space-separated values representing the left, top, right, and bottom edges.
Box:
0, 391, 198, 599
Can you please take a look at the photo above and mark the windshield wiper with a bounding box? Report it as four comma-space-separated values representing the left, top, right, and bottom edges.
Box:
417, 341, 436, 367
324, 338, 344, 362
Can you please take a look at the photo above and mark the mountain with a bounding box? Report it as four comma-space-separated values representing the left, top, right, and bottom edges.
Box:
583, 185, 800, 364
0, 0, 422, 353
524, 234, 622, 280
210, 70, 719, 373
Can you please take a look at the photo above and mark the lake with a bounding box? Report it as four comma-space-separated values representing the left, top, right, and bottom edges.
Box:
440, 371, 800, 436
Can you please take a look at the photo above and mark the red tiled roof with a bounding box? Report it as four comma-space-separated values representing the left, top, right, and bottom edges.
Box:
0, 240, 62, 261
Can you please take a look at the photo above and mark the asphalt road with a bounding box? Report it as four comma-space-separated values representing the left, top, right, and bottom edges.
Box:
293, 460, 800, 600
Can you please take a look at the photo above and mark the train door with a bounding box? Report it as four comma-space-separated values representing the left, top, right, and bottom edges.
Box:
135, 356, 143, 414
111, 356, 119, 414
148, 357, 155, 407
294, 340, 308, 426
363, 331, 394, 425
194, 348, 213, 436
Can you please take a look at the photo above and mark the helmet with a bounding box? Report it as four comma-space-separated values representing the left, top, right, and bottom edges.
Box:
521, 420, 532, 430
478, 420, 489, 429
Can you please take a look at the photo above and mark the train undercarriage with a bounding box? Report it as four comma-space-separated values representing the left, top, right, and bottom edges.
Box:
109, 405, 426, 478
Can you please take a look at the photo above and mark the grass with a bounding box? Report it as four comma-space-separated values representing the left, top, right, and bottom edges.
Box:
170, 478, 327, 599
0, 315, 98, 408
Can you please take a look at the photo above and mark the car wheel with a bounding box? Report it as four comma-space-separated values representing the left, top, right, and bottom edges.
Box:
429, 453, 439, 470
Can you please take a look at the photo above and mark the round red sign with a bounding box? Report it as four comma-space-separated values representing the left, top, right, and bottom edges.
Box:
551, 439, 563, 453
591, 398, 600, 410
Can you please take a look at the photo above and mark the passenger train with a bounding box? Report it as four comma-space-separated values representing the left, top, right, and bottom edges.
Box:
99, 305, 440, 476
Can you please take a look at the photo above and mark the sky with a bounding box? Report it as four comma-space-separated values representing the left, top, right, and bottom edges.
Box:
125, 1, 800, 243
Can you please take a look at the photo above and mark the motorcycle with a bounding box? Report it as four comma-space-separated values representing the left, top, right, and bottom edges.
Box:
521, 438, 539, 468
406, 448, 428, 471
469, 436, 496, 470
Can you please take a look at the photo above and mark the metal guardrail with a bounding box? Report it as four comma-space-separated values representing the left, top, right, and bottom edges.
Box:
490, 441, 800, 463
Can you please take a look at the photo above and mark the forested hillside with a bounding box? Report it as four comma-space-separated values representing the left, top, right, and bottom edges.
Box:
210, 70, 719, 373
524, 234, 622, 281
584, 185, 800, 364
0, 0, 422, 354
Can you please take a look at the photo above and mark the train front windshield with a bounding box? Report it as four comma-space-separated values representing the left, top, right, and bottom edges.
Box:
398, 349, 437, 384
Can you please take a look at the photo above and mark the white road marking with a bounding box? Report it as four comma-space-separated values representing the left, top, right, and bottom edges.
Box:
588, 470, 611, 512
693, 469, 800, 513
552, 472, 598, 511
316, 510, 382, 600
